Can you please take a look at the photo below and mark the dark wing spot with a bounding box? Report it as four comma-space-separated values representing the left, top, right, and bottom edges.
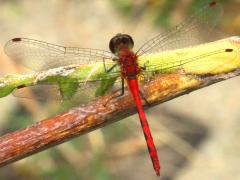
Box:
225, 49, 233, 52
12, 38, 22, 42
209, 1, 216, 7
17, 84, 26, 89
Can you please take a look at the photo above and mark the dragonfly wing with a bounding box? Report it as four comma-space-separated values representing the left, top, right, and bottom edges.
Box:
136, 1, 223, 56
4, 38, 115, 71
13, 77, 123, 104
12, 84, 62, 101
12, 60, 122, 102
139, 47, 238, 80
74, 77, 123, 103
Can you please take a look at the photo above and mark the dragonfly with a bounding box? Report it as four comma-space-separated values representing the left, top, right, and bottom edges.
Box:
3, 1, 228, 176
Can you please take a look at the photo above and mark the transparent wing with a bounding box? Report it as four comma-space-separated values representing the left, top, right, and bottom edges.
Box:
12, 61, 122, 101
4, 38, 115, 71
13, 84, 62, 100
136, 1, 223, 56
71, 77, 124, 103
140, 47, 237, 82
13, 77, 124, 103
9, 45, 122, 102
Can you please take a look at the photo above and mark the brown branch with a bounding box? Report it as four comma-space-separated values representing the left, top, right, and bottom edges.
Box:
0, 69, 240, 167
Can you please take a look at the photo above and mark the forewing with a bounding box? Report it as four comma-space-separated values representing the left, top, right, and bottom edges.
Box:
136, 1, 223, 56
4, 38, 115, 71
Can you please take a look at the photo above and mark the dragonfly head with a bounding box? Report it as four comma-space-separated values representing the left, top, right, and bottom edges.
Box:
109, 33, 134, 55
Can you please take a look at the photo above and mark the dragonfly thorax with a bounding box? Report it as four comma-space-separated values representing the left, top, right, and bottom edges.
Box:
118, 49, 141, 79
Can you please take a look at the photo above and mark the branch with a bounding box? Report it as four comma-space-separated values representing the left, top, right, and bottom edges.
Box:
0, 36, 240, 167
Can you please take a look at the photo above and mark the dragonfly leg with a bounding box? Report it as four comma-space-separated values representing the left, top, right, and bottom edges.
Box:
104, 58, 118, 73
140, 61, 149, 71
140, 65, 146, 70
103, 78, 125, 107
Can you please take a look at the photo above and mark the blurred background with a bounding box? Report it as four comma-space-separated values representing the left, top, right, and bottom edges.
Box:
0, 0, 240, 180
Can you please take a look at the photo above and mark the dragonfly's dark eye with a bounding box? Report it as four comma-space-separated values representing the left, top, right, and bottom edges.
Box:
109, 33, 134, 54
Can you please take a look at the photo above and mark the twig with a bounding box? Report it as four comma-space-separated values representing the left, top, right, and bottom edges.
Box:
0, 69, 240, 167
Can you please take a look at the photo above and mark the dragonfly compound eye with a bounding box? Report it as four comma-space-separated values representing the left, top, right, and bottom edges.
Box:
109, 33, 134, 54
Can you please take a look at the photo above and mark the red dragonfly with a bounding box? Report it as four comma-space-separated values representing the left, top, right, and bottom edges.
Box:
4, 1, 223, 176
